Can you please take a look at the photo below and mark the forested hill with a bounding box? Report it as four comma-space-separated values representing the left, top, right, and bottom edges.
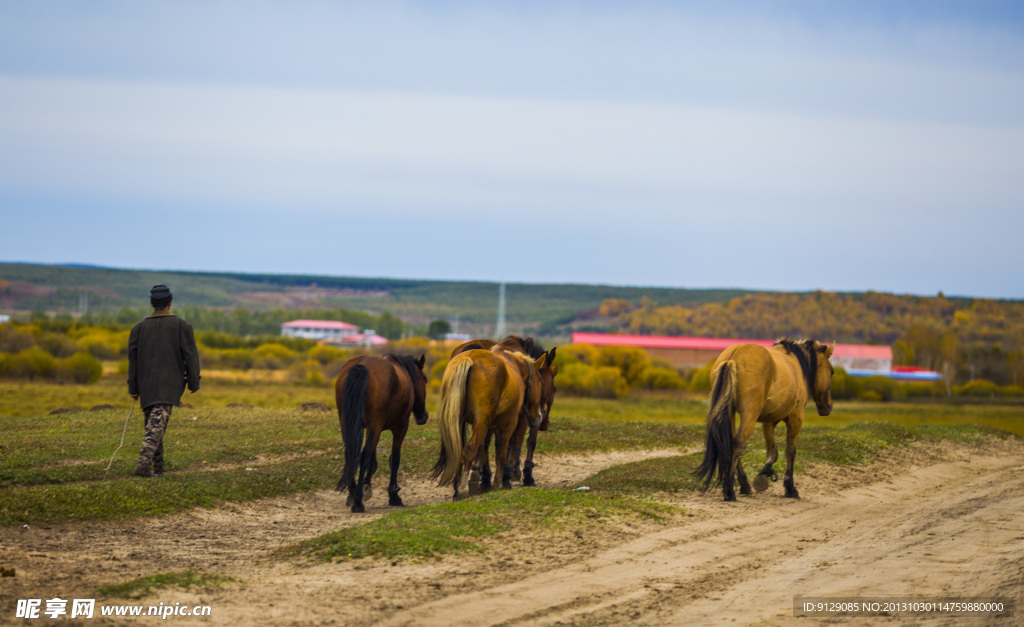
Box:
0, 263, 750, 332
600, 291, 1024, 385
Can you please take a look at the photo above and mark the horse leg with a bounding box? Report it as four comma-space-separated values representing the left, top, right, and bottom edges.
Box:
783, 414, 803, 499
507, 414, 528, 484
363, 448, 378, 502
471, 432, 491, 493
477, 432, 493, 493
726, 411, 758, 501
458, 419, 488, 500
497, 423, 517, 489
753, 421, 779, 492
522, 425, 539, 487
352, 428, 381, 513
388, 423, 409, 507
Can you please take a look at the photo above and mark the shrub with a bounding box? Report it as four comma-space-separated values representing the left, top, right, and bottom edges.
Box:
587, 366, 630, 399
430, 358, 450, 382
687, 363, 714, 393
56, 352, 103, 384
557, 363, 596, 396
595, 346, 650, 386
953, 379, 1001, 398
637, 366, 686, 390
252, 343, 298, 369
557, 344, 598, 367
75, 330, 126, 360
900, 381, 943, 398
309, 344, 347, 365
829, 368, 861, 400
860, 376, 895, 402
1000, 384, 1024, 397
858, 390, 883, 402
9, 347, 57, 380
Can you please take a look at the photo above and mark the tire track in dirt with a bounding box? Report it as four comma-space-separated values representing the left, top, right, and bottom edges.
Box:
377, 445, 1024, 627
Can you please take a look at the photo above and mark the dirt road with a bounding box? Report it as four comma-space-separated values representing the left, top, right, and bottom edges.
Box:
2, 440, 1022, 625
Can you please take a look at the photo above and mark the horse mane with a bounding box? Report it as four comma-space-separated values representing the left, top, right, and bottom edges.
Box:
386, 354, 421, 387
502, 335, 546, 359
773, 338, 818, 391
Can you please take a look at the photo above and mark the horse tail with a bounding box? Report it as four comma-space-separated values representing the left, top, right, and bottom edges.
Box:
695, 360, 737, 489
340, 364, 370, 487
431, 358, 472, 487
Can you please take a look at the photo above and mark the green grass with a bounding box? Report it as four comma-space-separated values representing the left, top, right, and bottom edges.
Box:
96, 570, 234, 599
1, 382, 1020, 526
295, 488, 679, 562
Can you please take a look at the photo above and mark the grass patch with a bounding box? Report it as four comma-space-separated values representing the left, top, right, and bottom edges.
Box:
295, 488, 678, 562
96, 569, 234, 599
1, 383, 1019, 526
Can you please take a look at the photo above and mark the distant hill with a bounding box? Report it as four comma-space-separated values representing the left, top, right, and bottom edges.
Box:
0, 262, 753, 338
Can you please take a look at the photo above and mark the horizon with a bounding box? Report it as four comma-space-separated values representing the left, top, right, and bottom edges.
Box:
2, 2, 1023, 299
2, 259, 1012, 303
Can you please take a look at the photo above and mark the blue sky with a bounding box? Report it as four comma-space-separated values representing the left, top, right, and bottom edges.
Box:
1, 1, 1022, 298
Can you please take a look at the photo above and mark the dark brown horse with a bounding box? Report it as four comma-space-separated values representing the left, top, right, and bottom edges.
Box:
451, 336, 559, 487
696, 338, 834, 501
432, 346, 548, 499
335, 354, 428, 513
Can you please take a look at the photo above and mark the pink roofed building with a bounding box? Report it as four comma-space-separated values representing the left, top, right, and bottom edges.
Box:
569, 332, 937, 378
281, 319, 359, 340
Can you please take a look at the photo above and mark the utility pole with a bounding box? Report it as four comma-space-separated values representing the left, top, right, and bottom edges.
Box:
495, 282, 506, 340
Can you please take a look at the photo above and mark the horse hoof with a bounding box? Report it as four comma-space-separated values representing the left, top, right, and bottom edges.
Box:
363, 485, 372, 500
522, 477, 536, 487
351, 502, 365, 513
785, 491, 801, 500
389, 497, 404, 507
752, 475, 769, 492
511, 468, 522, 482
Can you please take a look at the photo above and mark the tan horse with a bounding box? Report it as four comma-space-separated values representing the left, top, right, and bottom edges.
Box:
696, 338, 835, 501
432, 346, 548, 499
451, 336, 559, 487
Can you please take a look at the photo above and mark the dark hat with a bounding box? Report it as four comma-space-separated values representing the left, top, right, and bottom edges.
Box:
150, 285, 172, 300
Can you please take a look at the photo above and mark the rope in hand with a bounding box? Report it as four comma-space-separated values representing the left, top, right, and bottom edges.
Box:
104, 398, 136, 476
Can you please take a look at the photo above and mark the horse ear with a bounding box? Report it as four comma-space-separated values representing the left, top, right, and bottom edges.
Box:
825, 342, 835, 358
416, 354, 426, 369
534, 351, 548, 368
545, 347, 557, 367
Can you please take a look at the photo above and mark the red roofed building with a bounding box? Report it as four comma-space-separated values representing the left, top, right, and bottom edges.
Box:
571, 332, 898, 376
281, 319, 359, 340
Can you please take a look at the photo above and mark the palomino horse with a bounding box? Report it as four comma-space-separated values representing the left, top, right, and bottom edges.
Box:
335, 354, 428, 513
451, 336, 559, 487
696, 338, 835, 501
432, 346, 549, 499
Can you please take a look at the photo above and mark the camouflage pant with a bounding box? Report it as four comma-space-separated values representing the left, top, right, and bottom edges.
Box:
136, 404, 172, 474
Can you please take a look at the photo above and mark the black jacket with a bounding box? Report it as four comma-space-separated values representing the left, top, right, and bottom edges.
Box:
127, 311, 201, 409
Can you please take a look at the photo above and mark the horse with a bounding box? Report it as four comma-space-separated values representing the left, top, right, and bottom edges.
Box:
431, 346, 548, 499
695, 338, 835, 501
450, 336, 559, 486
334, 354, 428, 513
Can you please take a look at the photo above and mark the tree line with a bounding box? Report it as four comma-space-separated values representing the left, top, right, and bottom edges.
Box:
600, 291, 1024, 387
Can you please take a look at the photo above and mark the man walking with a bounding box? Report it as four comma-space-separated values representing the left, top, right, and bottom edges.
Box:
127, 285, 201, 477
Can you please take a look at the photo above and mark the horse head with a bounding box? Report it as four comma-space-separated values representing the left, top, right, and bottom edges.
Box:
515, 351, 548, 429
538, 347, 558, 431
411, 354, 429, 425
812, 341, 835, 416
